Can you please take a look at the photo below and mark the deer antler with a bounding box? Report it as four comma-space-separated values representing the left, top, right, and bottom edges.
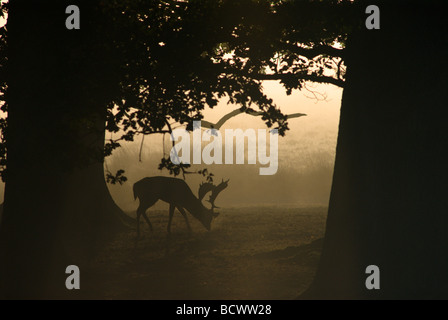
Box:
198, 182, 215, 201
207, 179, 229, 209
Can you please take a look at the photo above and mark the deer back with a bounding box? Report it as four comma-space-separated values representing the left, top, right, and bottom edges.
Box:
134, 176, 217, 230
135, 176, 209, 212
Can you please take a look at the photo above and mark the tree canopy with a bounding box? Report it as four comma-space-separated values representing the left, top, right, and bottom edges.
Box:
0, 0, 360, 181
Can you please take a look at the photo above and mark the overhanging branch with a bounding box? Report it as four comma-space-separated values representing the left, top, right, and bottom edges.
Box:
282, 44, 345, 60
201, 108, 306, 130
256, 73, 344, 88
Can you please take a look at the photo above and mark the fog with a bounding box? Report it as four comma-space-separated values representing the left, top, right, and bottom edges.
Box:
0, 82, 341, 212
106, 82, 342, 213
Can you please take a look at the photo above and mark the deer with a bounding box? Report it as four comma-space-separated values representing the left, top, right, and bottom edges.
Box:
198, 179, 230, 210
133, 176, 229, 237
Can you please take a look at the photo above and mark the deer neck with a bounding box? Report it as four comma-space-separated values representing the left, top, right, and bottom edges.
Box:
182, 195, 213, 229
183, 196, 208, 217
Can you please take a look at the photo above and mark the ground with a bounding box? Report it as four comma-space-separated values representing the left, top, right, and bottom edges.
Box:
82, 205, 327, 299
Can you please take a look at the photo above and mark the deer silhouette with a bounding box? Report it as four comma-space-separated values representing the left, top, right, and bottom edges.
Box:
133, 176, 229, 237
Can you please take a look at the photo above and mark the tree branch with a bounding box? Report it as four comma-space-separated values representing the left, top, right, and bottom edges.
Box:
282, 44, 345, 60
255, 73, 344, 88
201, 108, 306, 130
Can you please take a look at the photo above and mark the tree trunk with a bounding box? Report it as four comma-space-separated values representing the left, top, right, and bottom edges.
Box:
305, 2, 448, 299
0, 1, 129, 299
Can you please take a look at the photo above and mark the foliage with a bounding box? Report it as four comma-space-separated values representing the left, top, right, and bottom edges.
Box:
105, 169, 128, 185
0, 1, 7, 181
0, 0, 362, 183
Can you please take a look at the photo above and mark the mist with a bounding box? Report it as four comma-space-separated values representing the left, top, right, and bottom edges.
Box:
105, 82, 342, 213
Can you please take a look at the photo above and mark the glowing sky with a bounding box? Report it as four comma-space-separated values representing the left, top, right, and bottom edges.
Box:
106, 81, 343, 211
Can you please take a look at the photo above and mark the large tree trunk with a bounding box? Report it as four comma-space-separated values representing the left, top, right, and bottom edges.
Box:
306, 2, 448, 299
0, 1, 129, 299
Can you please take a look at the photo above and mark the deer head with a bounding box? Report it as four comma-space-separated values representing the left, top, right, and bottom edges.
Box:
202, 206, 219, 231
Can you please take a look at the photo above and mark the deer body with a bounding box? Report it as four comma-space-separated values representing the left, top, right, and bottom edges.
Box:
133, 176, 222, 236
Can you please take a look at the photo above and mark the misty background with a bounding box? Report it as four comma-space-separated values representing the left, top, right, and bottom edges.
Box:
0, 10, 342, 212
104, 82, 342, 213
0, 82, 341, 211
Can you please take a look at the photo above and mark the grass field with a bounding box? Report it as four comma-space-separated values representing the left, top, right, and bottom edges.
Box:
84, 205, 327, 299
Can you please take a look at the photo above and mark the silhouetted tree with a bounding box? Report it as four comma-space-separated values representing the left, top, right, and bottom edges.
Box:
0, 0, 347, 298
305, 0, 448, 299
8, 0, 442, 300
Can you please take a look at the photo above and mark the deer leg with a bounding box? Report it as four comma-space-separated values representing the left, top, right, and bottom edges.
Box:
167, 204, 175, 234
136, 207, 143, 239
136, 199, 156, 238
177, 207, 192, 233
137, 202, 154, 239
137, 203, 148, 239
141, 212, 153, 232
